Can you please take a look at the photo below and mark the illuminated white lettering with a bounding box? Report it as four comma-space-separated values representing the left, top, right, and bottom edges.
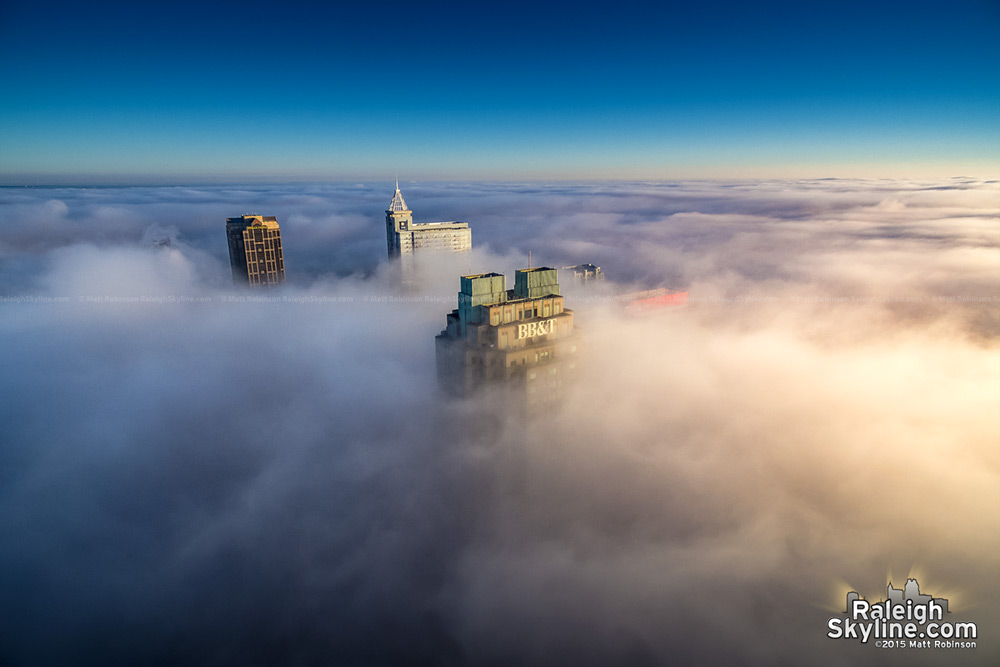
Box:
516, 318, 557, 340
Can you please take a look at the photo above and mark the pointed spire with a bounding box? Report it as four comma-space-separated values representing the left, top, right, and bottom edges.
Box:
388, 176, 408, 212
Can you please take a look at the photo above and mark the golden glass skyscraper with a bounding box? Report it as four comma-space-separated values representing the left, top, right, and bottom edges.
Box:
226, 215, 286, 287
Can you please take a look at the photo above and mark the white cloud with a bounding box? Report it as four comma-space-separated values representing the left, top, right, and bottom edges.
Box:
0, 179, 996, 665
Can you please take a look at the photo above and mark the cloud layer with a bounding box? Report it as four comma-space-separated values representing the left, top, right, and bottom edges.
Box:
0, 179, 997, 665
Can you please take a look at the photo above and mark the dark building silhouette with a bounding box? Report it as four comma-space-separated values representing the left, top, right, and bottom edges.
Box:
563, 263, 604, 283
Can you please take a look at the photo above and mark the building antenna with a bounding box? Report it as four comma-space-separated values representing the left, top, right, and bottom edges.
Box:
528, 249, 532, 269
395, 173, 399, 191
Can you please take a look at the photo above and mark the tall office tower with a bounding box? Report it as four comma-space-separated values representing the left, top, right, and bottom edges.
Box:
226, 214, 286, 287
385, 179, 471, 278
435, 267, 580, 415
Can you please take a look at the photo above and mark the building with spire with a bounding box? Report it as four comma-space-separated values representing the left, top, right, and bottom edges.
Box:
226, 214, 286, 287
435, 267, 579, 415
385, 179, 471, 277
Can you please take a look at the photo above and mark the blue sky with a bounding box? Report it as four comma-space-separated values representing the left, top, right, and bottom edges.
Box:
1, 0, 998, 182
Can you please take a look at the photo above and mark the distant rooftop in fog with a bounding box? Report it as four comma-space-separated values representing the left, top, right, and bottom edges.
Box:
385, 180, 471, 281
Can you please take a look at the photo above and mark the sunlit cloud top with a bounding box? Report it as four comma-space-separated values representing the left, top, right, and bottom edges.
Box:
0, 178, 997, 664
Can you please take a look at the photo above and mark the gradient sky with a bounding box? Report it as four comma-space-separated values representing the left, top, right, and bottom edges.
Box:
1, 0, 998, 182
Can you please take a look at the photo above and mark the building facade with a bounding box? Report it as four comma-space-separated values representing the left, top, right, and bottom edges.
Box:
226, 214, 286, 287
563, 263, 604, 283
436, 267, 579, 414
385, 180, 471, 277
